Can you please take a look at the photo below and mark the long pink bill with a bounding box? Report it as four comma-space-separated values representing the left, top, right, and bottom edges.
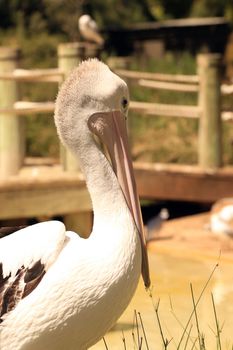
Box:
88, 110, 150, 288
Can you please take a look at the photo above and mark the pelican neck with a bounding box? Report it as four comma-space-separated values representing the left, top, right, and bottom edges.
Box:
78, 139, 128, 221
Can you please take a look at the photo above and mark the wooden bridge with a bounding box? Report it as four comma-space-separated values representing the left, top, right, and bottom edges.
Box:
0, 43, 233, 235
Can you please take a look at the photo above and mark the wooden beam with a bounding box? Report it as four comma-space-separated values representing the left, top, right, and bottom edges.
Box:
1, 162, 233, 221
0, 177, 92, 220
222, 111, 233, 121
134, 162, 233, 203
221, 83, 233, 95
139, 79, 199, 92
116, 69, 199, 83
0, 101, 55, 115
130, 100, 200, 118
0, 68, 64, 82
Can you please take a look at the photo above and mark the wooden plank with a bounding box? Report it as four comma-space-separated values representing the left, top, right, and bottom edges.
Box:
1, 162, 233, 220
130, 100, 200, 118
0, 172, 85, 191
116, 69, 199, 83
134, 162, 233, 203
0, 68, 64, 82
0, 181, 92, 220
222, 111, 233, 121
0, 101, 55, 115
140, 79, 232, 95
221, 84, 233, 95
139, 79, 199, 92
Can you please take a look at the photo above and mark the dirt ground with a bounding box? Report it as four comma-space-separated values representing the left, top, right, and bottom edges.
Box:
147, 212, 233, 262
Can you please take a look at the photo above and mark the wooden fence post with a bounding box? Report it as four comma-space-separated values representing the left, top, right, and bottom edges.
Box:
58, 42, 85, 172
197, 53, 222, 169
57, 42, 100, 172
85, 43, 101, 59
57, 42, 97, 237
0, 47, 23, 178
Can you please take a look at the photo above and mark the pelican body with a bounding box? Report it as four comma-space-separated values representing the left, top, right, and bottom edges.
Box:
0, 59, 150, 350
210, 198, 233, 236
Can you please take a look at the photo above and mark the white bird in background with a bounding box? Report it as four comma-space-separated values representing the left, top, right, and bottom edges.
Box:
0, 59, 150, 350
210, 198, 233, 237
78, 14, 104, 46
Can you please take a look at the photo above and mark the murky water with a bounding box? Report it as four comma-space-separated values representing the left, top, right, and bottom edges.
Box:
91, 251, 233, 349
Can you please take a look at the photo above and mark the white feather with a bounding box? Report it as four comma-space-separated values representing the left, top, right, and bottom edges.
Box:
0, 221, 66, 278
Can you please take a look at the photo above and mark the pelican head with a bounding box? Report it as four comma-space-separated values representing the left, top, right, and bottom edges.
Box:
55, 59, 150, 288
79, 14, 92, 28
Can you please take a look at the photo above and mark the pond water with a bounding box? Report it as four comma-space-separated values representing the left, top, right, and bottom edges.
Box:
91, 251, 233, 349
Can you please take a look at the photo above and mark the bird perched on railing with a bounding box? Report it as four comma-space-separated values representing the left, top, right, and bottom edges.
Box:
78, 14, 104, 46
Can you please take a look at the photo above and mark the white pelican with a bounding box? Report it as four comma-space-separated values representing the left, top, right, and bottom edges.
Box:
78, 14, 104, 46
0, 59, 150, 350
210, 198, 233, 237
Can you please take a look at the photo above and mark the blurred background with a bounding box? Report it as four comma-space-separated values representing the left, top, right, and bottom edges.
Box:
0, 0, 232, 166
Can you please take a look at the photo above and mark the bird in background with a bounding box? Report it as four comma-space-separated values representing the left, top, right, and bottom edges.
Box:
210, 198, 233, 237
145, 208, 169, 243
78, 14, 104, 46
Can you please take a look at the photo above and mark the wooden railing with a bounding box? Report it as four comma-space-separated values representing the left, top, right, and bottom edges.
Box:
0, 43, 102, 178
114, 54, 233, 170
0, 45, 233, 227
1, 48, 232, 178
0, 43, 102, 233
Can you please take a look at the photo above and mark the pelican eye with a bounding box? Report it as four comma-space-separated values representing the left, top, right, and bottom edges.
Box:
121, 98, 128, 110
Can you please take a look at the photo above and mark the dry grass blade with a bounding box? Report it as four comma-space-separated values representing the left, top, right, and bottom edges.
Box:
183, 324, 193, 350
169, 296, 197, 349
135, 310, 140, 348
132, 310, 141, 349
122, 330, 127, 350
138, 312, 150, 350
150, 295, 172, 349
190, 338, 199, 350
102, 337, 109, 350
139, 336, 143, 350
211, 293, 222, 350
177, 262, 219, 349
190, 283, 206, 350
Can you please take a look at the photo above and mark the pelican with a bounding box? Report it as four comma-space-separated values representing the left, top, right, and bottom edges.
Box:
0, 59, 150, 350
210, 198, 233, 237
78, 15, 104, 46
